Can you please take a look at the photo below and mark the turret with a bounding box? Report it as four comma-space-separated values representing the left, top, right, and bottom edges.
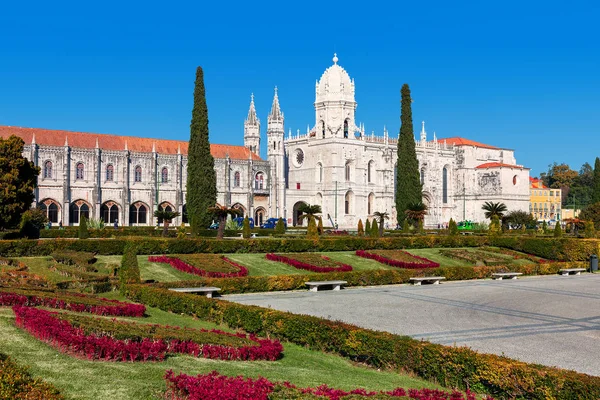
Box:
267, 87, 286, 219
244, 94, 260, 156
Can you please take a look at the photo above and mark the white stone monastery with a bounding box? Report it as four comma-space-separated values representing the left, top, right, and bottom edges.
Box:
1, 54, 530, 229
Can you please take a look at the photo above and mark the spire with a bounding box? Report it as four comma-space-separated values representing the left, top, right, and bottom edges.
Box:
152, 142, 156, 153
64, 136, 68, 147
333, 53, 338, 64
177, 144, 181, 155
124, 140, 128, 151
95, 137, 99, 149
269, 86, 283, 120
31, 133, 36, 145
420, 121, 427, 142
246, 93, 258, 124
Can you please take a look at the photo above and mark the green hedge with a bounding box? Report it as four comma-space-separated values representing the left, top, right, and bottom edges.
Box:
0, 353, 64, 399
151, 261, 585, 294
39, 227, 281, 239
125, 285, 600, 399
118, 246, 141, 293
490, 237, 600, 261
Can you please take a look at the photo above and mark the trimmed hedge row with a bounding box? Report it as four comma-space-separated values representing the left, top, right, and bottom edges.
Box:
489, 237, 600, 261
125, 285, 600, 400
38, 227, 281, 239
150, 261, 585, 295
0, 352, 64, 399
0, 236, 489, 257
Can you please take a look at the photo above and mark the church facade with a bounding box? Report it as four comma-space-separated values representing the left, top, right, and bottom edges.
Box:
1, 54, 530, 228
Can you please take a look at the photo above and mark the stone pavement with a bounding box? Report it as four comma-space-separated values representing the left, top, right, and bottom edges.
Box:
225, 274, 600, 375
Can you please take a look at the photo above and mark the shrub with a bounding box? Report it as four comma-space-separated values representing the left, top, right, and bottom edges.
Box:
51, 250, 97, 271
148, 255, 248, 278
371, 219, 379, 237
448, 218, 458, 236
317, 218, 324, 235
265, 253, 352, 273
118, 245, 141, 293
125, 285, 600, 400
78, 216, 90, 239
357, 219, 364, 237
365, 219, 371, 234
402, 219, 409, 233
585, 220, 596, 238
275, 218, 286, 235
355, 250, 439, 269
242, 217, 251, 239
0, 352, 64, 399
307, 218, 318, 239
19, 208, 47, 239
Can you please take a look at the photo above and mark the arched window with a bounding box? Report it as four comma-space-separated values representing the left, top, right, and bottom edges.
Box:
254, 208, 266, 226
43, 161, 53, 179
69, 201, 90, 224
157, 203, 174, 224
368, 193, 375, 215
321, 121, 325, 138
368, 161, 374, 183
316, 163, 323, 183
106, 164, 114, 181
345, 161, 351, 182
161, 167, 168, 183
255, 172, 264, 190
420, 167, 425, 185
134, 166, 142, 183
76, 162, 84, 180
345, 191, 352, 214
273, 141, 276, 150
344, 119, 349, 138
129, 202, 148, 224
38, 200, 60, 223
233, 171, 241, 187
442, 167, 448, 204
101, 202, 119, 224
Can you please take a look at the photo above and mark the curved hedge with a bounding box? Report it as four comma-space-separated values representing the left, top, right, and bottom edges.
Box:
0, 352, 64, 399
126, 285, 600, 400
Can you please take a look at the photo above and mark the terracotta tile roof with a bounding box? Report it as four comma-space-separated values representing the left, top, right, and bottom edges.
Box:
529, 177, 548, 189
436, 137, 499, 149
475, 162, 524, 169
0, 125, 262, 161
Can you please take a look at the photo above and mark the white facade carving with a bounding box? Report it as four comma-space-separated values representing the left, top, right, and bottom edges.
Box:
1, 54, 530, 228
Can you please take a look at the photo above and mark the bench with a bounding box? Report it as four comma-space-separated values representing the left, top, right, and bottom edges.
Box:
559, 268, 586, 276
492, 272, 523, 280
238, 233, 258, 239
305, 280, 347, 292
168, 287, 221, 298
409, 276, 446, 285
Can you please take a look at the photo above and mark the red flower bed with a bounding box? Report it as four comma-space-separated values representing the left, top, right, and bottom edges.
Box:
355, 250, 439, 269
0, 289, 145, 317
148, 255, 249, 278
164, 370, 491, 400
13, 307, 282, 362
265, 253, 352, 273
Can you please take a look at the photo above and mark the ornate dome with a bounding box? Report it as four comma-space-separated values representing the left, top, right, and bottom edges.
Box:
315, 53, 355, 103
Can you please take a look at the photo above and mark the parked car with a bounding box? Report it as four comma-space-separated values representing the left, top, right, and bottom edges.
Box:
260, 218, 287, 229
209, 222, 219, 229
233, 217, 254, 229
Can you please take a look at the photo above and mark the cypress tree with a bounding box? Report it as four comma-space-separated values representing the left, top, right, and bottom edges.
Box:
275, 218, 285, 235
307, 218, 318, 239
402, 219, 409, 233
593, 157, 600, 203
187, 67, 217, 235
78, 215, 89, 239
357, 219, 364, 236
554, 222, 563, 237
395, 84, 422, 226
448, 218, 458, 236
371, 219, 379, 237
242, 216, 251, 239
317, 218, 323, 235
365, 219, 371, 234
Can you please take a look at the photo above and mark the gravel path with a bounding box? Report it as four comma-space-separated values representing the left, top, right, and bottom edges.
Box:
225, 274, 600, 375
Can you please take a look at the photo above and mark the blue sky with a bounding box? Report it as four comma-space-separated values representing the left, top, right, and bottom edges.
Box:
1, 0, 598, 176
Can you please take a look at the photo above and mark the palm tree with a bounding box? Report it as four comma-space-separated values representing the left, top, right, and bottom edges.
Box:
208, 204, 241, 239
482, 201, 508, 220
297, 204, 322, 237
372, 211, 389, 237
404, 202, 428, 228
153, 209, 181, 237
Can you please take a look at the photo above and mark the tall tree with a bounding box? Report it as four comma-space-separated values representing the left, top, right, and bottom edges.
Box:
187, 67, 217, 234
208, 204, 241, 239
593, 158, 600, 203
153, 209, 181, 237
395, 84, 422, 225
0, 136, 40, 230
373, 211, 389, 237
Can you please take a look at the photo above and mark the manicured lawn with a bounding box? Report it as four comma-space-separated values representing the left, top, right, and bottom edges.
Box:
138, 256, 204, 282
15, 256, 70, 283
0, 303, 441, 399
405, 248, 537, 268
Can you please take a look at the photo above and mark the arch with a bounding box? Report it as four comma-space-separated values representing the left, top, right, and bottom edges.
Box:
156, 202, 175, 224
134, 166, 142, 183
345, 191, 353, 215
254, 207, 266, 226
76, 162, 84, 180
343, 119, 349, 138
182, 204, 188, 224
315, 192, 323, 208
316, 162, 323, 183
69, 199, 91, 224
231, 203, 246, 217
422, 192, 432, 208
100, 201, 120, 224
43, 161, 53, 179
321, 120, 325, 138
129, 201, 149, 225
345, 161, 351, 182
368, 160, 375, 183
106, 164, 114, 181
420, 167, 425, 185
38, 198, 61, 223
442, 167, 448, 204
233, 171, 241, 187
161, 167, 169, 183
368, 192, 375, 215
292, 201, 308, 226
254, 171, 265, 190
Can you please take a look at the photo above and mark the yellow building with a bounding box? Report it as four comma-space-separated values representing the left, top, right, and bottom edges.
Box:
529, 177, 561, 222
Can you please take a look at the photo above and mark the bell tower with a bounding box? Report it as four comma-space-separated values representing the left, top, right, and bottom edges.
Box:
244, 94, 260, 156
267, 87, 286, 219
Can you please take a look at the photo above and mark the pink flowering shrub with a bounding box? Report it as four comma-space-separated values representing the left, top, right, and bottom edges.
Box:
164, 370, 492, 400
148, 255, 249, 278
0, 289, 145, 317
355, 250, 439, 269
13, 307, 283, 362
265, 253, 353, 273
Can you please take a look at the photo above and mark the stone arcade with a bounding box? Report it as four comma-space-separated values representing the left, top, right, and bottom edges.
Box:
1, 54, 530, 228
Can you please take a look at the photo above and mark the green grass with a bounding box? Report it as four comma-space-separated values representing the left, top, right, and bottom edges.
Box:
405, 248, 536, 268
14, 257, 70, 283
138, 256, 204, 282
0, 304, 441, 399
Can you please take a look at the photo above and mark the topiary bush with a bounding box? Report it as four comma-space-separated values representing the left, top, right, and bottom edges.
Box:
242, 217, 251, 239
118, 244, 141, 293
448, 218, 458, 236
78, 216, 90, 239
357, 219, 364, 237
275, 218, 286, 235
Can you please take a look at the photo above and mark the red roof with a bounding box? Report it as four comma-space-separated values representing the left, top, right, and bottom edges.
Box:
0, 125, 262, 161
475, 162, 524, 169
436, 137, 499, 149
529, 177, 547, 189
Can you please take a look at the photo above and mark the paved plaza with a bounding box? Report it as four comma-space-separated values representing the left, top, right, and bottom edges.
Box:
225, 274, 600, 375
